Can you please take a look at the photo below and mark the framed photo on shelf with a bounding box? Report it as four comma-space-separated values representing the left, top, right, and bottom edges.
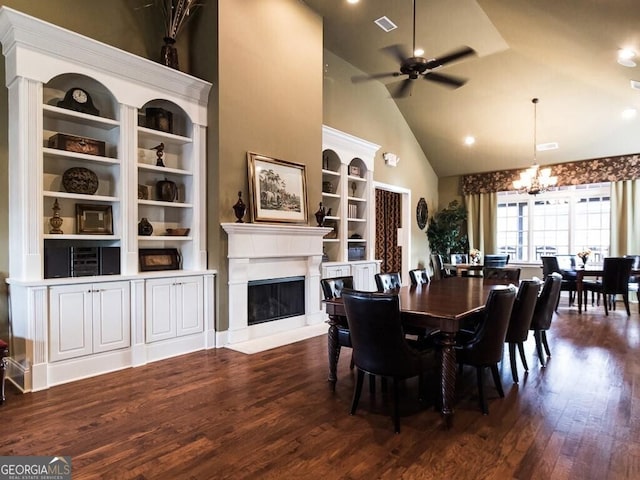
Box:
76, 204, 113, 234
139, 248, 181, 272
247, 152, 308, 223
348, 165, 361, 177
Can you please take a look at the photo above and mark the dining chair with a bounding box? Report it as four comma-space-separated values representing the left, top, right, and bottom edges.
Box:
540, 256, 577, 309
430, 254, 455, 280
341, 289, 436, 433
483, 254, 510, 268
504, 279, 541, 383
320, 276, 354, 389
582, 257, 634, 316
450, 253, 469, 265
482, 267, 521, 282
374, 272, 402, 293
409, 268, 430, 286
624, 254, 640, 313
529, 273, 563, 366
455, 285, 517, 414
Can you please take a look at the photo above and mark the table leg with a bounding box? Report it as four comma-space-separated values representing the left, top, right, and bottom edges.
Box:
577, 273, 584, 314
327, 324, 340, 389
439, 331, 457, 428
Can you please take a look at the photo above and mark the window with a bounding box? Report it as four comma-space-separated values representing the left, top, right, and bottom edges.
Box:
497, 183, 610, 263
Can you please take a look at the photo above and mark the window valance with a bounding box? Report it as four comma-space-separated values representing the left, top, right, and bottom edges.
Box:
461, 153, 640, 195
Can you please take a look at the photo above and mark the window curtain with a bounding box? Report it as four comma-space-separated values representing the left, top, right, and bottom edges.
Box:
610, 179, 640, 255
464, 192, 497, 255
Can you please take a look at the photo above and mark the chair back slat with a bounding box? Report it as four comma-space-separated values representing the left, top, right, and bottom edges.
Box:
409, 269, 429, 286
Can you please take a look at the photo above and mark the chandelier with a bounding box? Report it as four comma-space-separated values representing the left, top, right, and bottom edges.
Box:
512, 98, 557, 195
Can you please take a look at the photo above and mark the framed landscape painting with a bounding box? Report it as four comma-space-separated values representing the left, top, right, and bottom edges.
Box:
247, 152, 308, 223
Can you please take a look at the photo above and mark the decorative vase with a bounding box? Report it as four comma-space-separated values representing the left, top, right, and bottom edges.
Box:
315, 202, 326, 227
233, 191, 246, 223
62, 167, 99, 195
138, 217, 153, 236
160, 37, 179, 69
582, 256, 588, 267
156, 177, 177, 202
49, 199, 63, 234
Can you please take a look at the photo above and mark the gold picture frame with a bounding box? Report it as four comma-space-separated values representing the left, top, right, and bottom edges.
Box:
247, 152, 308, 223
139, 248, 181, 271
76, 204, 113, 235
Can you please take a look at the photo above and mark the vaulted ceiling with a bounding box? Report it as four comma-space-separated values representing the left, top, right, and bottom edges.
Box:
302, 0, 640, 177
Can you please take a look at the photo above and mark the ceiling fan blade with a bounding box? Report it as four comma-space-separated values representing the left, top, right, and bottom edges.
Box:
351, 72, 398, 84
390, 79, 414, 98
423, 71, 467, 88
381, 44, 411, 64
425, 46, 476, 70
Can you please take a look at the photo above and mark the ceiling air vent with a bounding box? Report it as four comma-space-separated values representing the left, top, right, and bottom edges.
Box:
374, 16, 397, 33
631, 80, 640, 91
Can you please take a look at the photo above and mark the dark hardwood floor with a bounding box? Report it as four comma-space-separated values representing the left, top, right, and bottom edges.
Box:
2, 295, 640, 479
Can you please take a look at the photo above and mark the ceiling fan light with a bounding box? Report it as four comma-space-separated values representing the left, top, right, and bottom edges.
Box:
618, 48, 636, 60
414, 48, 424, 56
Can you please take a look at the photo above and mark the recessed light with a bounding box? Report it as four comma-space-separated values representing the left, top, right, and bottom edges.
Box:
464, 136, 475, 146
622, 108, 637, 119
346, 0, 359, 4
618, 48, 637, 67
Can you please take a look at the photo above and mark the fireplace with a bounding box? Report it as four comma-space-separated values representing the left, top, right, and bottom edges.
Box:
248, 276, 305, 325
221, 223, 331, 344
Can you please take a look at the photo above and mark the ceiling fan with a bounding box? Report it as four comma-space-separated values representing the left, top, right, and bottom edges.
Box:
354, 0, 477, 98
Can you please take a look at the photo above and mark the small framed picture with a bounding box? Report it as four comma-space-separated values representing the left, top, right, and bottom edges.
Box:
139, 248, 181, 272
76, 204, 113, 235
349, 165, 361, 177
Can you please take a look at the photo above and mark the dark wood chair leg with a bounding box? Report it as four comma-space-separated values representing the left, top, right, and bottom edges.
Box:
603, 293, 609, 315
508, 343, 519, 384
541, 331, 551, 357
350, 369, 365, 415
623, 294, 631, 316
491, 364, 504, 397
534, 330, 546, 367
369, 373, 376, 394
476, 367, 488, 415
517, 342, 529, 372
392, 378, 401, 433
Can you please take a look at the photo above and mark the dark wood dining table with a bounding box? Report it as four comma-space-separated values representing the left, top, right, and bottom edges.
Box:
574, 266, 640, 313
323, 276, 513, 427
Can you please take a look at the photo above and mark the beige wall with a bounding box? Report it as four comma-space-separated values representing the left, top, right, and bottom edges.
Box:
192, 0, 323, 331
323, 50, 439, 271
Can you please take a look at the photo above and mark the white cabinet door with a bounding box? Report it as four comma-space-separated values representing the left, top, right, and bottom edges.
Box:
145, 278, 177, 343
50, 281, 131, 361
50, 285, 92, 362
146, 275, 204, 343
175, 276, 204, 337
92, 281, 131, 354
352, 262, 379, 291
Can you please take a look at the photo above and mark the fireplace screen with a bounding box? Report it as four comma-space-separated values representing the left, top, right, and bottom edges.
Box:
247, 276, 305, 325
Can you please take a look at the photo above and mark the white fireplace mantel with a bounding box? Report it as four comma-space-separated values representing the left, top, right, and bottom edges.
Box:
221, 223, 331, 344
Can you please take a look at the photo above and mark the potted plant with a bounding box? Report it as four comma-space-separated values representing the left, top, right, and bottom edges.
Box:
426, 200, 468, 258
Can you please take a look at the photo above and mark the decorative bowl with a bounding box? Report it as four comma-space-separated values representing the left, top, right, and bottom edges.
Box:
62, 167, 99, 195
166, 228, 190, 236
